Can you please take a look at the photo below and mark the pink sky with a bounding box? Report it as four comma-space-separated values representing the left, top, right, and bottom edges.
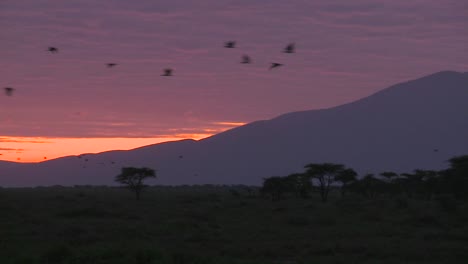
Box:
1, 0, 467, 162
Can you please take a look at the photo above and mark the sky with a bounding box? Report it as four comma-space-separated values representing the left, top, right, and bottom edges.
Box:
1, 0, 467, 162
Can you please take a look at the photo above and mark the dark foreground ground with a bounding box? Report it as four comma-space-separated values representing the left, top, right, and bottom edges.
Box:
1, 186, 468, 264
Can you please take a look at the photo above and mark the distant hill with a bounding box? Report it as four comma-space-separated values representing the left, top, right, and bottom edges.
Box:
1, 71, 467, 187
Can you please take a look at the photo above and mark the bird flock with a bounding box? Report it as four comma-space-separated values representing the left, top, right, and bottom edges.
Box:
3, 42, 295, 97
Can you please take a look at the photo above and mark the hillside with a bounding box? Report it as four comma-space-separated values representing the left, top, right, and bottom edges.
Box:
1, 71, 467, 187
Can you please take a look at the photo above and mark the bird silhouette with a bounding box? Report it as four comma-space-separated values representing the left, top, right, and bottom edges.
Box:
106, 63, 117, 68
48, 47, 58, 53
241, 55, 251, 64
4, 87, 14, 96
283, 43, 295, 53
224, 41, 236, 48
269, 63, 283, 70
162, 68, 173, 76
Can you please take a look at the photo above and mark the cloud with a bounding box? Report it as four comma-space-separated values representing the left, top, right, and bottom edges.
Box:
0, 137, 52, 143
0, 148, 25, 151
212, 122, 247, 126
0, 116, 246, 138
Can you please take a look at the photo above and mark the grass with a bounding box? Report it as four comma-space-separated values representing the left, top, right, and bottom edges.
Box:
1, 186, 468, 263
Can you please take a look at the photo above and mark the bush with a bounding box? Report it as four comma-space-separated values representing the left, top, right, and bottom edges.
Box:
436, 194, 458, 212
395, 196, 409, 209
40, 245, 73, 264
286, 216, 310, 227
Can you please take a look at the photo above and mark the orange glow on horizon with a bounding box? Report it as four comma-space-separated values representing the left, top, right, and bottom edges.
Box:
212, 122, 247, 126
0, 134, 212, 163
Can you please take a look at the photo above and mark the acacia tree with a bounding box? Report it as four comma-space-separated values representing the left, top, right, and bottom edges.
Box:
363, 174, 385, 199
379, 171, 398, 194
285, 173, 313, 198
335, 168, 357, 197
304, 163, 345, 202
115, 167, 156, 200
380, 171, 398, 183
348, 174, 384, 199
414, 169, 439, 200
446, 155, 468, 199
400, 171, 426, 198
261, 176, 290, 201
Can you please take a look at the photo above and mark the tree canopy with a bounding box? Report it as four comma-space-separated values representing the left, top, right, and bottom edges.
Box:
115, 167, 156, 200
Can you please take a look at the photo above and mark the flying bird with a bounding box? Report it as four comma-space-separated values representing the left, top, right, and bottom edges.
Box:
283, 43, 295, 53
106, 63, 117, 68
4, 87, 14, 96
241, 55, 251, 64
162, 68, 173, 76
48, 47, 58, 53
269, 63, 283, 70
224, 41, 236, 48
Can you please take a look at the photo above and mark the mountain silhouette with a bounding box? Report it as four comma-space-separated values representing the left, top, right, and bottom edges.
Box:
1, 71, 467, 187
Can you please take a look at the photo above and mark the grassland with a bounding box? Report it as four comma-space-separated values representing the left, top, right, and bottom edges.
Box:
1, 185, 468, 263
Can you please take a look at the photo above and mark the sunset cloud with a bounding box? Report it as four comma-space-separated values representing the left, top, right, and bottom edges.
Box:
0, 148, 25, 151
0, 137, 52, 144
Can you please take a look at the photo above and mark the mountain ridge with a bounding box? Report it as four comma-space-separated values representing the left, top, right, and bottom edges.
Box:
1, 70, 467, 187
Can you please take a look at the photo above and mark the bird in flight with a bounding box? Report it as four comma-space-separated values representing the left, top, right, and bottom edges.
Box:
269, 63, 283, 70
106, 63, 117, 68
241, 55, 251, 64
224, 41, 236, 48
4, 87, 14, 96
162, 68, 173, 76
283, 43, 295, 53
48, 47, 58, 53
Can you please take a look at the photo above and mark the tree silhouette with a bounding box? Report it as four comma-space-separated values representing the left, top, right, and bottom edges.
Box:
445, 155, 468, 199
349, 174, 384, 199
399, 171, 427, 198
379, 171, 399, 194
304, 163, 345, 202
115, 167, 156, 200
335, 168, 357, 197
261, 176, 290, 201
380, 171, 398, 183
285, 173, 312, 198
415, 170, 440, 200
